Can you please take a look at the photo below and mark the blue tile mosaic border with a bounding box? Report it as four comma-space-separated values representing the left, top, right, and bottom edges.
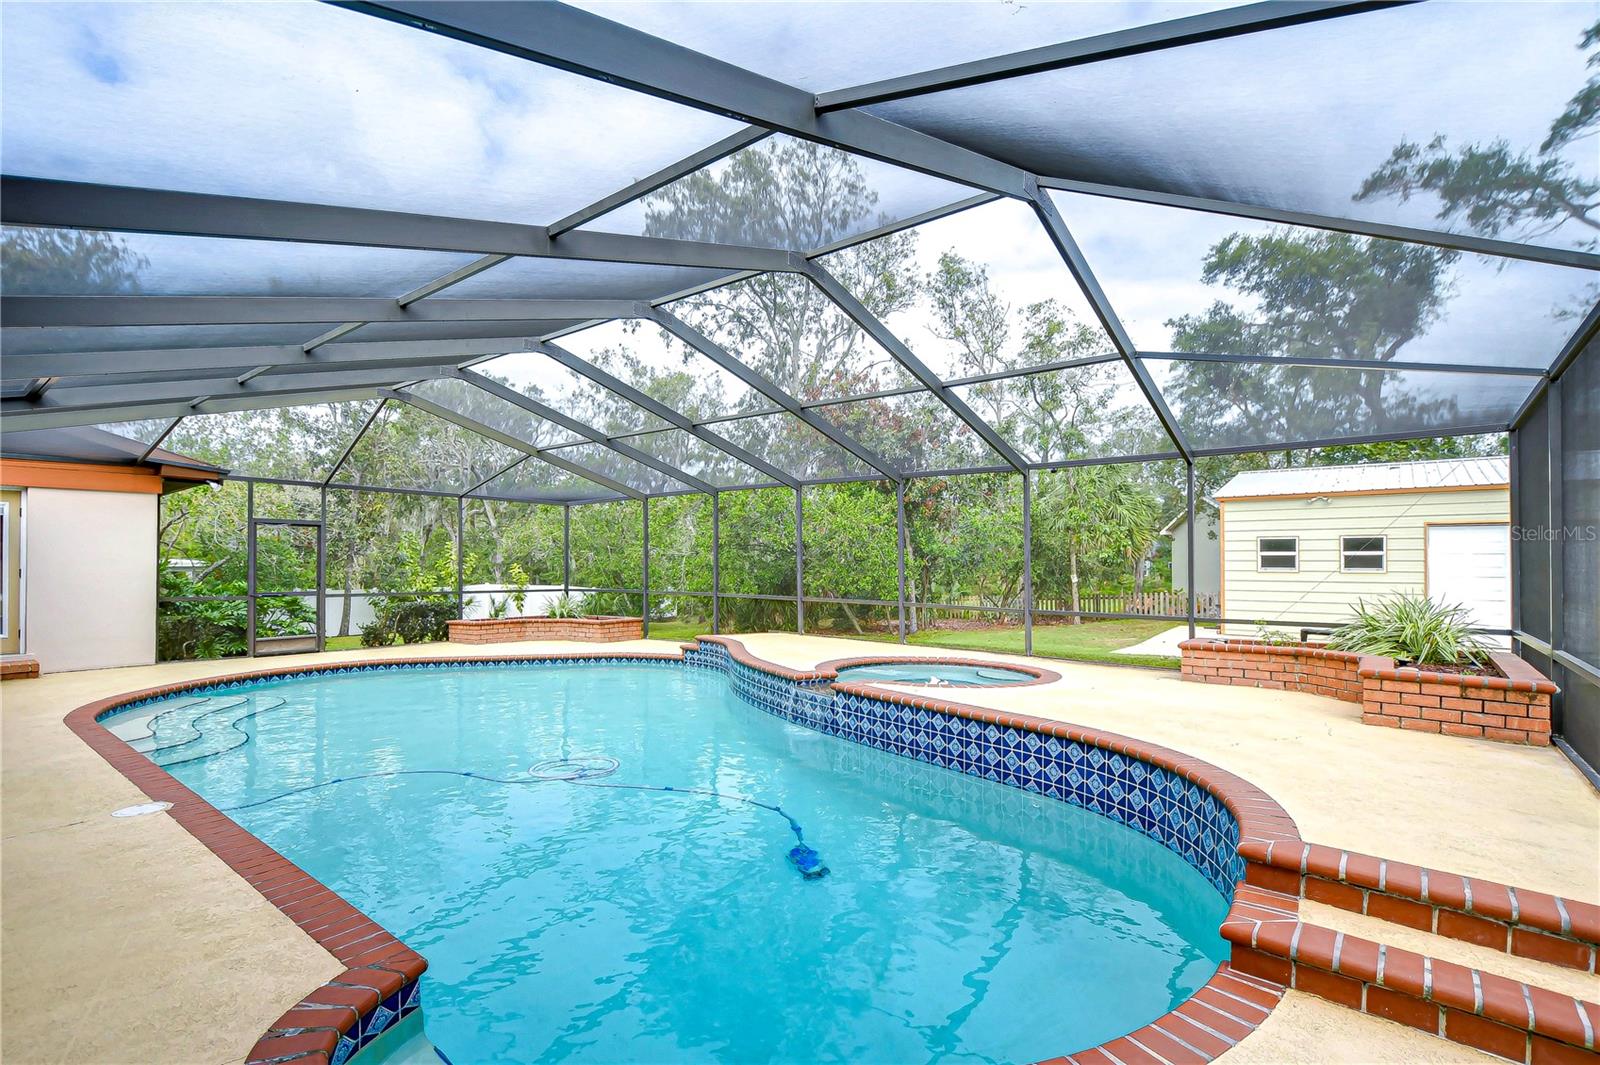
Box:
694, 641, 1244, 896
331, 979, 422, 1065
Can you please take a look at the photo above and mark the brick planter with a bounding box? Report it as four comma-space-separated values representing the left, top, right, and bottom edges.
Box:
1180, 640, 1556, 746
1179, 639, 1363, 701
1359, 652, 1555, 746
446, 615, 644, 644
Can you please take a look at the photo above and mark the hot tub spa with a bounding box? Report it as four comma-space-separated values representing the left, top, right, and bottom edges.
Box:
832, 660, 1043, 687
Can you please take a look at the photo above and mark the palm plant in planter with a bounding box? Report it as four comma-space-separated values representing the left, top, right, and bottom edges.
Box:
545, 593, 585, 620
1327, 593, 1491, 671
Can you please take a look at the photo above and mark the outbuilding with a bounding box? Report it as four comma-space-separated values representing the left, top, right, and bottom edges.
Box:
1213, 457, 1510, 639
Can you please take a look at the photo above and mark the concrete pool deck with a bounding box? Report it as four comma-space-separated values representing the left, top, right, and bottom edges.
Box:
2, 634, 1593, 1063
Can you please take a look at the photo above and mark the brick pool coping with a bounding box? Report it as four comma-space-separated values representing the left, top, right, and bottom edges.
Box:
60, 640, 1597, 1065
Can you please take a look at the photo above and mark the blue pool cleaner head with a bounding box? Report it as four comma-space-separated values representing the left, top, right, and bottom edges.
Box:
787, 844, 829, 880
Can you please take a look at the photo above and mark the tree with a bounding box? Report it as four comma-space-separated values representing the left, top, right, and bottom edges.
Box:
643, 139, 924, 475
1033, 463, 1159, 621
1355, 19, 1600, 247
1163, 229, 1461, 447
1311, 434, 1506, 466
1, 227, 147, 293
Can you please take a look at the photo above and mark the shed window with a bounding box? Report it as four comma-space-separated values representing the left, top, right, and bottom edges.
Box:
1341, 535, 1387, 572
1257, 537, 1298, 572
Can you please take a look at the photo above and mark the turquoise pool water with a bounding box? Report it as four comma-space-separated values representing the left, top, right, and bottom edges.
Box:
121, 664, 1228, 1064
833, 662, 1038, 687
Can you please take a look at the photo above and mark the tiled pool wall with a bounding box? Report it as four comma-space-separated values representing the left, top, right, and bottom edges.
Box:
685, 640, 1245, 897
330, 980, 421, 1065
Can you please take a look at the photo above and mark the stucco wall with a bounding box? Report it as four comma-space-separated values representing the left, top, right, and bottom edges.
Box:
24, 487, 156, 672
1219, 487, 1509, 635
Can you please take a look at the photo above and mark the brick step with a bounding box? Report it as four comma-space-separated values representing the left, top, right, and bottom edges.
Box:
1225, 884, 1600, 1064
1242, 841, 1599, 975
1301, 899, 1599, 1005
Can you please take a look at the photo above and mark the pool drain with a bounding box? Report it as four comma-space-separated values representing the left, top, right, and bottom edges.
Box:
528, 756, 619, 781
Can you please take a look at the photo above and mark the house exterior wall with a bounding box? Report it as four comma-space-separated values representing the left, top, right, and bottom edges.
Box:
24, 487, 157, 672
1219, 486, 1509, 635
1169, 510, 1222, 602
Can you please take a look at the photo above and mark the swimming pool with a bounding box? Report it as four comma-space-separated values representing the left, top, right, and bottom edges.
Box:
833, 661, 1041, 687
112, 657, 1230, 1064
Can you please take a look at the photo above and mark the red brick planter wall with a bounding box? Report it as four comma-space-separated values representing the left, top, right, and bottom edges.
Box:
446, 615, 643, 643
1359, 652, 1555, 746
1179, 640, 1363, 701
1179, 641, 1556, 747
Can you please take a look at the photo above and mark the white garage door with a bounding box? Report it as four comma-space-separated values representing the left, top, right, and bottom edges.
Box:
1426, 523, 1510, 647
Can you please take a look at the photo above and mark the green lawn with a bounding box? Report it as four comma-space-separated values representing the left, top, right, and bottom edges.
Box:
325, 617, 1180, 670
644, 618, 712, 641
850, 618, 1181, 670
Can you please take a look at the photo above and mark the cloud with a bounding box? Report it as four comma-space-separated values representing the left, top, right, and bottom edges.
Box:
1, 1, 740, 225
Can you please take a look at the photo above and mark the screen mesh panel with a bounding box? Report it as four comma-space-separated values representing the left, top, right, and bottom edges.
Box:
582, 134, 971, 253
1049, 192, 1597, 369
814, 197, 1117, 382
952, 360, 1173, 462
1, 0, 741, 224
165, 399, 380, 481
876, 3, 1600, 253
336, 401, 523, 493
1146, 358, 1538, 451
811, 389, 1002, 473
668, 274, 921, 402
1561, 337, 1599, 665
1, 226, 477, 298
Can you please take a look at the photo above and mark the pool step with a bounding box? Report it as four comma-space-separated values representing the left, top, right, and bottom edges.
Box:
1225, 884, 1600, 1064
1239, 840, 1600, 975
1300, 899, 1599, 1005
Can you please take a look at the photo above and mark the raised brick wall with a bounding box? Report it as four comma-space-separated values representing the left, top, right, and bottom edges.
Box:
1359, 652, 1555, 746
1180, 641, 1557, 747
1179, 640, 1363, 702
446, 616, 644, 644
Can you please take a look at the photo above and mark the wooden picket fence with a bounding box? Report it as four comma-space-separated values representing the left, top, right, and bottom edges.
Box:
1033, 591, 1218, 617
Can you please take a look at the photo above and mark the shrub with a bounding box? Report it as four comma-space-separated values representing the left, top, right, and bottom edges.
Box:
157, 569, 315, 660
361, 595, 458, 647
1327, 593, 1489, 667
1251, 624, 1300, 647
